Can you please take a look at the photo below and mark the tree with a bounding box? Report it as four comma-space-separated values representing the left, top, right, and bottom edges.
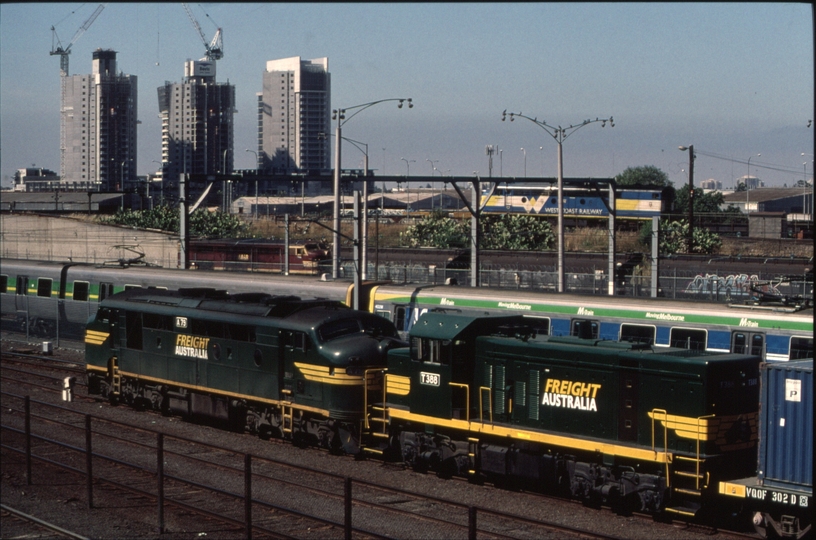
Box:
616, 165, 672, 187
400, 211, 555, 250
100, 207, 249, 238
400, 210, 469, 248
481, 214, 554, 250
657, 220, 722, 255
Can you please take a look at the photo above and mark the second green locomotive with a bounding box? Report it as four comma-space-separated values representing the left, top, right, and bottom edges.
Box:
379, 312, 761, 518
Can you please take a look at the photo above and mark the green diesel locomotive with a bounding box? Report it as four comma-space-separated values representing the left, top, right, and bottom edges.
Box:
380, 312, 761, 518
85, 287, 403, 453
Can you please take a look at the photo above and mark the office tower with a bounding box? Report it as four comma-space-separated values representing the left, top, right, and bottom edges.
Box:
157, 59, 236, 188
62, 49, 137, 190
258, 57, 330, 173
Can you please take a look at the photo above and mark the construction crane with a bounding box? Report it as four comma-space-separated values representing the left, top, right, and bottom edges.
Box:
50, 3, 106, 77
50, 3, 106, 180
182, 3, 223, 61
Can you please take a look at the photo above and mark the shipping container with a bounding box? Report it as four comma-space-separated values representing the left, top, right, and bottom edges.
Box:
758, 359, 813, 490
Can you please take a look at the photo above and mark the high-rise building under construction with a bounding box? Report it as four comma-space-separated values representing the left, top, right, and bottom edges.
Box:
157, 59, 235, 189
257, 57, 330, 174
61, 49, 137, 191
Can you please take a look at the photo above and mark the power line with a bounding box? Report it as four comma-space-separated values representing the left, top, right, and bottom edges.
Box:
693, 150, 808, 176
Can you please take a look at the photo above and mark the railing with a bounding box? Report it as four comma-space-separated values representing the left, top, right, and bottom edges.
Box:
1, 391, 621, 539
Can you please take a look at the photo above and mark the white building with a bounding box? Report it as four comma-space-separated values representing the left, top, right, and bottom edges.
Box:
257, 57, 331, 173
157, 59, 236, 189
61, 49, 137, 191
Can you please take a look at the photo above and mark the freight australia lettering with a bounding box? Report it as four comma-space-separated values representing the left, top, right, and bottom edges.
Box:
541, 378, 601, 412
175, 334, 210, 359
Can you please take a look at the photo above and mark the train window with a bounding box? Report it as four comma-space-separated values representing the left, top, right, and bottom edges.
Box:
283, 331, 308, 351
670, 328, 706, 351
191, 319, 225, 339
73, 281, 90, 302
99, 282, 114, 301
524, 316, 550, 335
0, 275, 7, 294
37, 278, 53, 298
254, 349, 262, 367
571, 318, 599, 339
732, 331, 764, 356
790, 337, 814, 360
620, 324, 655, 345
212, 342, 221, 361
124, 284, 141, 291
16, 276, 28, 296
318, 319, 361, 342
375, 309, 392, 321
394, 306, 407, 332
362, 317, 399, 339
143, 313, 173, 331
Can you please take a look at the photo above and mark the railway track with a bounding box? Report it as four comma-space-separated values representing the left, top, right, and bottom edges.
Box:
1, 342, 761, 539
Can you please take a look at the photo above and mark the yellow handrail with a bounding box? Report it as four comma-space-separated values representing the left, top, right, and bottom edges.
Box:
478, 386, 493, 424
449, 382, 469, 423
363, 368, 387, 431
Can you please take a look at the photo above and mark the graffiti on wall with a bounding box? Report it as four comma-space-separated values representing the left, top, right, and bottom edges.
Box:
683, 273, 781, 297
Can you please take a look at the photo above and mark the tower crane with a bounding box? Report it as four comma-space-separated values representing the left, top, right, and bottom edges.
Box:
50, 3, 106, 180
50, 3, 106, 77
182, 3, 223, 62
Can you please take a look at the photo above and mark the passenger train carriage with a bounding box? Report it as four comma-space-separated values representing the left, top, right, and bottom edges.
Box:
368, 284, 813, 363
2, 258, 811, 362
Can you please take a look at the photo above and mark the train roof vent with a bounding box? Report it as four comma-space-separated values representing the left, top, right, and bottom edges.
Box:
231, 292, 275, 304
265, 299, 347, 318
177, 287, 230, 299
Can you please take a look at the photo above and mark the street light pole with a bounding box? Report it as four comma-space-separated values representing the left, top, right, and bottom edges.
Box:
679, 146, 695, 252
401, 157, 415, 215
503, 111, 614, 293
246, 149, 258, 219
521, 148, 526, 178
427, 159, 438, 209
746, 153, 760, 213
331, 98, 412, 279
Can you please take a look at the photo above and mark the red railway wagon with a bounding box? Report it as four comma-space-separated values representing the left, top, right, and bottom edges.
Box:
189, 239, 329, 275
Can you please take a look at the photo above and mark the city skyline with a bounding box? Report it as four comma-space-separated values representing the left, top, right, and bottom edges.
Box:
1, 3, 813, 189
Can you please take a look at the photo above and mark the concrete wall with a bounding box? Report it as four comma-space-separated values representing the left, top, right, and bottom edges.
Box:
0, 214, 180, 267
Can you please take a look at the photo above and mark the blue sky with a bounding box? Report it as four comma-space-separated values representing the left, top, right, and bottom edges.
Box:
1, 3, 813, 188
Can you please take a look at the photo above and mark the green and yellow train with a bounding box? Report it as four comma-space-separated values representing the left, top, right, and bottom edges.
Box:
83, 287, 772, 525
85, 287, 404, 453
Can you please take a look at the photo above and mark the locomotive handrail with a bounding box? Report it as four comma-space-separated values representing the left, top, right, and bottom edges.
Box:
650, 408, 671, 485
478, 386, 493, 424
449, 382, 469, 423
364, 367, 387, 431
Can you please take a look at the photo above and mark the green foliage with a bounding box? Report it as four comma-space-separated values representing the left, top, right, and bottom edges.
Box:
616, 165, 672, 187
481, 214, 554, 250
399, 211, 554, 250
99, 206, 249, 238
653, 219, 722, 255
675, 184, 727, 214
399, 210, 469, 248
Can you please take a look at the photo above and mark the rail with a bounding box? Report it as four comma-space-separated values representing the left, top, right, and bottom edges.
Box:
1, 390, 623, 539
